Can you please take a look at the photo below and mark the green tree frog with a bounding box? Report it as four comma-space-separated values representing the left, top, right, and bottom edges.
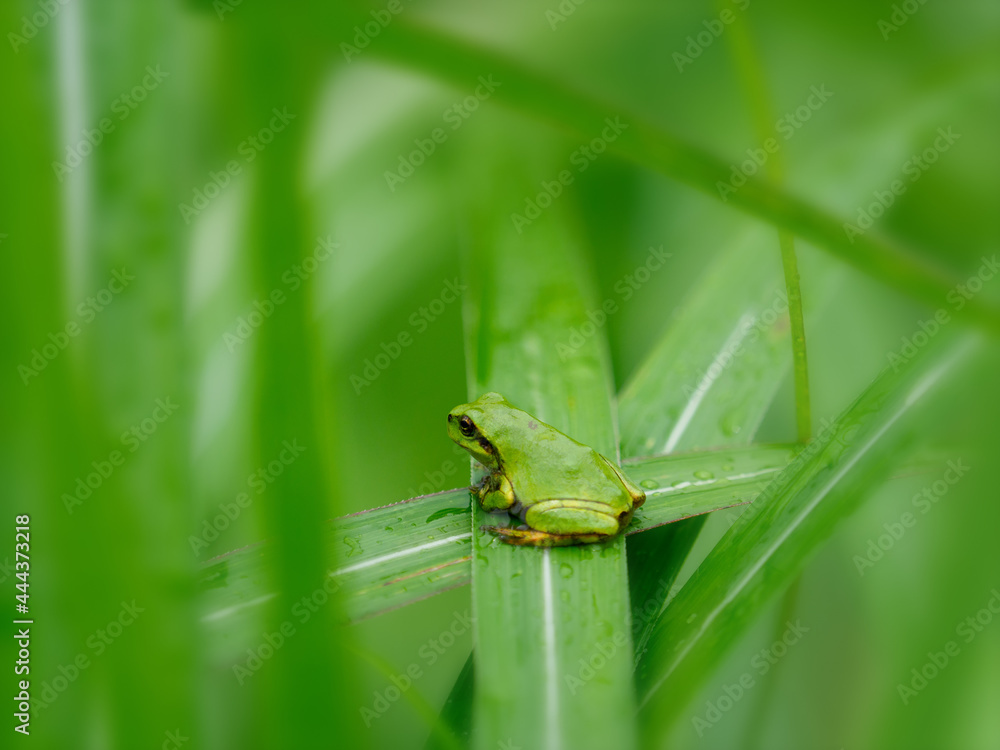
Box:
447, 392, 645, 546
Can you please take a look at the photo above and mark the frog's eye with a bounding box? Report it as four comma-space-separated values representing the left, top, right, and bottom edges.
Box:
459, 416, 476, 438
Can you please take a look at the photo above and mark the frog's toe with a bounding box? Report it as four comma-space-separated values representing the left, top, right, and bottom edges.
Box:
481, 526, 603, 547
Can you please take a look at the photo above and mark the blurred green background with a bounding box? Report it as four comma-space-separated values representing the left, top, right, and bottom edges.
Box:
2, 0, 998, 748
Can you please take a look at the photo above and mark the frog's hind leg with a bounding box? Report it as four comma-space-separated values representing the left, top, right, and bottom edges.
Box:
483, 526, 602, 547
481, 499, 620, 546
599, 455, 646, 507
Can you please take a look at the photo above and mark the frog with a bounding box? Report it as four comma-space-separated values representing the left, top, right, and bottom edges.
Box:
447, 392, 645, 546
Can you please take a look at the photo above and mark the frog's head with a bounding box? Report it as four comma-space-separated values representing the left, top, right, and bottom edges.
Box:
447, 392, 508, 469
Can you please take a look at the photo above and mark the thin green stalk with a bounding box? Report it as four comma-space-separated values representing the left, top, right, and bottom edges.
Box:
779, 235, 813, 443
722, 3, 812, 443
721, 11, 811, 747
358, 14, 1000, 334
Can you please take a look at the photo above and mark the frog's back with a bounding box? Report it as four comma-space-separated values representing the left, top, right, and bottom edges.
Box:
502, 425, 631, 512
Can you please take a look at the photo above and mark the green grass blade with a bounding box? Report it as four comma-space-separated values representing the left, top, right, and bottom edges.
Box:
230, 9, 367, 744
458, 144, 636, 750
365, 18, 1000, 332
722, 12, 812, 741
634, 331, 984, 744
618, 238, 797, 457
197, 447, 791, 648
720, 0, 812, 444
423, 654, 475, 750
623, 445, 798, 534
620, 236, 820, 652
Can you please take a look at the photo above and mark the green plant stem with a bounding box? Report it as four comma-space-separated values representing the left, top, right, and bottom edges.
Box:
357, 14, 1000, 334
721, 3, 812, 443
721, 12, 812, 747
779, 236, 813, 443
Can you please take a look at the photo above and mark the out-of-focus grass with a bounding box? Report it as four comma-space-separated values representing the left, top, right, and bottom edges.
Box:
1, 0, 998, 748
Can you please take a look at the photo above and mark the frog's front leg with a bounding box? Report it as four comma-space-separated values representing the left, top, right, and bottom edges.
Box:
477, 471, 516, 511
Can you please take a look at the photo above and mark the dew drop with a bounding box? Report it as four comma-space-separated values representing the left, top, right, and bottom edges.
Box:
686, 613, 698, 624
560, 591, 571, 603
694, 470, 714, 480
640, 479, 659, 490
343, 537, 363, 557
426, 507, 467, 523
559, 563, 574, 579
384, 526, 393, 532
721, 412, 743, 437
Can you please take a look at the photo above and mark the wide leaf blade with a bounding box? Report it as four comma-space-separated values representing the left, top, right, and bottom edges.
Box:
634, 331, 983, 744
197, 436, 794, 650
